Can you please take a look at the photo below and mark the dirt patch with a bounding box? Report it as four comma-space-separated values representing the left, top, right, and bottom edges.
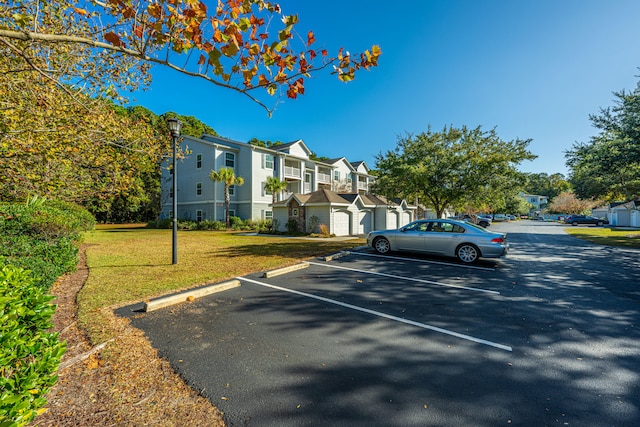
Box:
35, 245, 226, 426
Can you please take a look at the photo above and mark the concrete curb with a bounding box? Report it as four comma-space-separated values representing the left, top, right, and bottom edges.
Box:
143, 279, 241, 312
323, 251, 349, 261
262, 262, 309, 278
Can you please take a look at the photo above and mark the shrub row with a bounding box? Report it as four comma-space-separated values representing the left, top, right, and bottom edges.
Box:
147, 217, 273, 232
0, 198, 94, 426
0, 199, 95, 290
0, 265, 66, 427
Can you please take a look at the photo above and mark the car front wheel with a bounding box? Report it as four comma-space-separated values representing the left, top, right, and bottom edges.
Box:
596, 221, 603, 226
572, 221, 578, 226
373, 237, 391, 254
456, 244, 479, 263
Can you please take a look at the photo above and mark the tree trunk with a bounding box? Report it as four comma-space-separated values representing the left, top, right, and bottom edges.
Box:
224, 185, 230, 228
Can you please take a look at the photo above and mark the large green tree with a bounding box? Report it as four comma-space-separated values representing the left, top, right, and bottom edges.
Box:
1, 0, 379, 209
374, 125, 536, 218
566, 76, 640, 201
523, 172, 571, 200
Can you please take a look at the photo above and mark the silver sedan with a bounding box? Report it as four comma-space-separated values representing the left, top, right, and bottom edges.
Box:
366, 219, 509, 263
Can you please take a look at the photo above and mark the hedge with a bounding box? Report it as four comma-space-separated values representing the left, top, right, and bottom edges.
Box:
0, 265, 66, 427
0, 199, 95, 290
0, 198, 94, 426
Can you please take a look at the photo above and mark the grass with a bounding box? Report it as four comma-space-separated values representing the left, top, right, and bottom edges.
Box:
78, 225, 365, 342
564, 226, 640, 248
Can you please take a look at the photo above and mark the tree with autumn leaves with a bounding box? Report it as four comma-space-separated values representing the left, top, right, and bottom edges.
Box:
0, 0, 380, 206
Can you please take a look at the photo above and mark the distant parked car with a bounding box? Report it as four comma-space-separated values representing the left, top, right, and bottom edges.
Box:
448, 214, 491, 228
493, 214, 507, 222
462, 214, 492, 228
366, 219, 508, 263
564, 215, 609, 226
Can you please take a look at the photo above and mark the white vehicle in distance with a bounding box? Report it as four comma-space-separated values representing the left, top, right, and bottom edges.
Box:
366, 219, 509, 263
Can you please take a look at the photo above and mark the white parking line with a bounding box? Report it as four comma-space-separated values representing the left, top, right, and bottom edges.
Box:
307, 261, 499, 295
238, 277, 512, 352
350, 251, 496, 271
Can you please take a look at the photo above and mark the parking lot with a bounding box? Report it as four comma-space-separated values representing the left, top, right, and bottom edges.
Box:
120, 221, 640, 426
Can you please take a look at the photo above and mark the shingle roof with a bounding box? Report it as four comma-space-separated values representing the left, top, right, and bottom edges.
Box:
305, 189, 350, 204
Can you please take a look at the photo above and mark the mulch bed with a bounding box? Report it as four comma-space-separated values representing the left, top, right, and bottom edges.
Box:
35, 245, 226, 426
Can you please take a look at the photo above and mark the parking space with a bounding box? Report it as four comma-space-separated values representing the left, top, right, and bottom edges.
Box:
120, 221, 640, 426
238, 254, 512, 351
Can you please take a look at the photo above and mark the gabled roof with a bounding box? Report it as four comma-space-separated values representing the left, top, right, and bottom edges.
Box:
305, 189, 351, 205
271, 187, 419, 211
611, 200, 640, 210
271, 139, 312, 158
361, 194, 389, 206
350, 160, 371, 174
326, 157, 356, 171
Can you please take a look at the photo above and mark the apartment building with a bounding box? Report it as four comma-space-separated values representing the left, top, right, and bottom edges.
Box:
519, 192, 549, 212
159, 134, 376, 223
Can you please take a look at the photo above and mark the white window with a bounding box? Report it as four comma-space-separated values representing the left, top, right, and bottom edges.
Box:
264, 154, 274, 169
229, 209, 236, 217
347, 174, 352, 184
196, 154, 202, 169
229, 185, 235, 196
334, 170, 340, 181
196, 210, 202, 222
265, 210, 273, 220
225, 152, 235, 167
196, 182, 202, 196
263, 182, 272, 196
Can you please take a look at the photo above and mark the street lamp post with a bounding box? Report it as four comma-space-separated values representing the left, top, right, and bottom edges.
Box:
167, 118, 182, 264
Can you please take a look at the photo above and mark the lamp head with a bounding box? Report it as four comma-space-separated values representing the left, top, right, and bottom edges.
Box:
167, 118, 182, 138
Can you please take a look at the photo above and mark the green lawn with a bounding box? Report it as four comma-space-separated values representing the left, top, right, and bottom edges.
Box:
77, 225, 365, 342
564, 226, 640, 248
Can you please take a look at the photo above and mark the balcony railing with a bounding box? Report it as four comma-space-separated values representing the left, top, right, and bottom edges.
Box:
317, 171, 331, 183
284, 165, 301, 179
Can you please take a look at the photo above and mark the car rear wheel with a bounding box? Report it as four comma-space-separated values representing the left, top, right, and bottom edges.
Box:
596, 221, 603, 226
456, 244, 479, 263
373, 237, 391, 254
572, 221, 578, 226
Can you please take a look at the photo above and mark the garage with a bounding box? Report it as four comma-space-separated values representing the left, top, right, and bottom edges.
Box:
386, 211, 398, 229
400, 211, 412, 227
357, 210, 373, 235
333, 210, 351, 236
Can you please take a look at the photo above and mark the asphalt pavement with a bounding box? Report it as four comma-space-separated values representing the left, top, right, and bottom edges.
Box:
117, 220, 640, 426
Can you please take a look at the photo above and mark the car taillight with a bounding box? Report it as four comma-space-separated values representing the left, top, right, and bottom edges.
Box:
491, 237, 505, 243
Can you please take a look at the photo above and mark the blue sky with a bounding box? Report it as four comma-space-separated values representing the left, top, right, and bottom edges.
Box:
129, 0, 640, 176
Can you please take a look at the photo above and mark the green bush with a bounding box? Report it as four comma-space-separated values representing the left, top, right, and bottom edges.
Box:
0, 200, 94, 290
0, 264, 66, 427
146, 218, 172, 229
148, 217, 270, 231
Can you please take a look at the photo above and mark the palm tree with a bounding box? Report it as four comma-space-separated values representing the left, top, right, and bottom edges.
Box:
209, 167, 244, 228
264, 176, 289, 205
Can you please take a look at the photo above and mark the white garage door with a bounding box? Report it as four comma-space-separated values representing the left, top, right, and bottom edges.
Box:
333, 211, 351, 236
386, 211, 398, 229
357, 211, 372, 235
400, 212, 411, 227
